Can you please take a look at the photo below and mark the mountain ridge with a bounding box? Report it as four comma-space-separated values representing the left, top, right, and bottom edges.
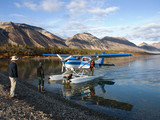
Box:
139, 42, 160, 51
0, 22, 67, 48
0, 22, 160, 52
65, 33, 106, 50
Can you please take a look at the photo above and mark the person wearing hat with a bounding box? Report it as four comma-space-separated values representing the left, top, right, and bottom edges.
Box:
37, 62, 45, 93
8, 56, 19, 98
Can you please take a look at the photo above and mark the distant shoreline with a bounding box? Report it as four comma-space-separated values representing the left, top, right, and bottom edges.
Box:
0, 45, 158, 59
1, 53, 159, 59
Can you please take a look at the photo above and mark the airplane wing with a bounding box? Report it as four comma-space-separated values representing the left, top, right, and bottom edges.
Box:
77, 53, 132, 58
43, 53, 132, 58
43, 54, 71, 57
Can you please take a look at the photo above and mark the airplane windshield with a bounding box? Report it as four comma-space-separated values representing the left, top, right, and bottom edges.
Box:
82, 57, 90, 61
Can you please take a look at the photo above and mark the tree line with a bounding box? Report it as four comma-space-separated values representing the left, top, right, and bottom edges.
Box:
0, 44, 151, 58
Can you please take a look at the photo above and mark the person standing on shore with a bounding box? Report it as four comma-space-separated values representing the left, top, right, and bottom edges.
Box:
8, 56, 19, 98
37, 62, 45, 93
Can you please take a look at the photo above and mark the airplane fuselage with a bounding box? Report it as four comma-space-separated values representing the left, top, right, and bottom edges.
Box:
64, 57, 90, 69
64, 57, 101, 69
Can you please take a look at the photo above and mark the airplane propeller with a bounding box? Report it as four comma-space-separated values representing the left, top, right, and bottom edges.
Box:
57, 54, 72, 72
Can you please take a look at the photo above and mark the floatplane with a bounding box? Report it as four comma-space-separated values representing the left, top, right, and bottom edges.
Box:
43, 52, 132, 83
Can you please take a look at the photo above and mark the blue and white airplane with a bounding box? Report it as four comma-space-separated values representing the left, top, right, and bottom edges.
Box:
43, 52, 132, 83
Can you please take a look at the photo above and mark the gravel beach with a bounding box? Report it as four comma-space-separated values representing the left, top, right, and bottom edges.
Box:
0, 71, 120, 120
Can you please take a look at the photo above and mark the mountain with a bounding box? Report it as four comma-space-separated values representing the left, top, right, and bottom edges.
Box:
0, 22, 67, 48
150, 42, 160, 49
0, 28, 8, 44
101, 36, 144, 51
66, 33, 146, 51
139, 42, 160, 51
0, 22, 159, 52
65, 33, 107, 50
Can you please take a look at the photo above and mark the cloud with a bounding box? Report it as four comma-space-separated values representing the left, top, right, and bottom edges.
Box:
24, 1, 39, 11
20, 0, 120, 39
66, 0, 119, 17
59, 20, 115, 39
63, 20, 88, 31
125, 23, 160, 43
67, 0, 88, 14
14, 3, 21, 8
24, 0, 64, 12
88, 27, 113, 38
10, 14, 26, 18
88, 7, 119, 16
65, 0, 120, 29
41, 0, 64, 12
133, 23, 160, 31
62, 20, 112, 32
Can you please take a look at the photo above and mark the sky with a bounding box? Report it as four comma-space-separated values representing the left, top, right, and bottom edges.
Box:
0, 0, 160, 45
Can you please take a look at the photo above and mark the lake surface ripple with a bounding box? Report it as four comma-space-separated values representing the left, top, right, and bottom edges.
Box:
0, 55, 160, 120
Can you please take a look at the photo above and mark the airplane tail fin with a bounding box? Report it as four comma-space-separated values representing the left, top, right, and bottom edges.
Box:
95, 52, 105, 65
101, 52, 105, 64
98, 52, 115, 66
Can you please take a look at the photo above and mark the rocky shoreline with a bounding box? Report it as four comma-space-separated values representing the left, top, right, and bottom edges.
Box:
0, 71, 120, 120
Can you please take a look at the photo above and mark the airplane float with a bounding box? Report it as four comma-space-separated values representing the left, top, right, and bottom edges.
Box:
43, 52, 132, 83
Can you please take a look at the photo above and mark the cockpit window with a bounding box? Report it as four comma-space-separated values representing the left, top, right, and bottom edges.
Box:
82, 57, 90, 61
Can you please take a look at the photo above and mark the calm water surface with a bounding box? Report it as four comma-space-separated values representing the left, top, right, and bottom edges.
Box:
0, 55, 160, 120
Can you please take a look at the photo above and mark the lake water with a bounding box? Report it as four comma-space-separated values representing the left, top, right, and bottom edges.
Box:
0, 55, 160, 120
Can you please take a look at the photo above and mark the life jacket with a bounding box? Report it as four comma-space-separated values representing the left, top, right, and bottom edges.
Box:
90, 90, 95, 96
90, 61, 95, 67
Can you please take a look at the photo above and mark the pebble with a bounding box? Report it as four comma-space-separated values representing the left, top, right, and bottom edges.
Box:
0, 71, 120, 120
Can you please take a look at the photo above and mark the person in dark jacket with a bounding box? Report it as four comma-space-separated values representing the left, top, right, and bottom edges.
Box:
88, 60, 95, 76
8, 56, 18, 98
37, 62, 45, 93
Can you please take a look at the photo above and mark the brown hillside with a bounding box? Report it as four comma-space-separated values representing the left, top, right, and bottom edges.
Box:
65, 33, 107, 50
0, 22, 67, 48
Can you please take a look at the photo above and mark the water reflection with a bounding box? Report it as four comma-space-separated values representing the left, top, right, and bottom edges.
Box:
1, 56, 160, 120
0, 58, 62, 80
18, 59, 62, 80
49, 79, 133, 111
